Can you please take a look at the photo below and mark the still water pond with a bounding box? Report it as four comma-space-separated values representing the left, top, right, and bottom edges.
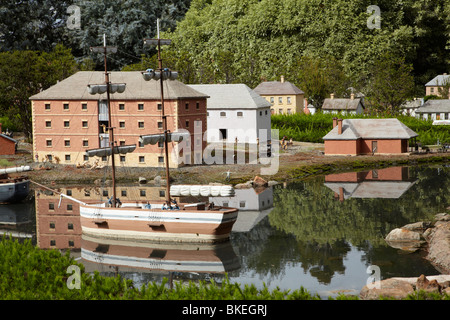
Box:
2, 164, 449, 298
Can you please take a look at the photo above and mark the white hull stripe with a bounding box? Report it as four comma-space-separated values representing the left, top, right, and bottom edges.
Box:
80, 207, 238, 224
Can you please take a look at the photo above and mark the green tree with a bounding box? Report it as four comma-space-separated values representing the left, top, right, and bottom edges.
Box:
365, 53, 414, 114
0, 0, 70, 52
0, 45, 78, 138
67, 0, 192, 70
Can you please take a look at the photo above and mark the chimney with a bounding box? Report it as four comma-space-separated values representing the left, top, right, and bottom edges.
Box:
280, 75, 285, 83
350, 93, 355, 100
338, 118, 343, 135
339, 187, 344, 202
330, 93, 334, 99
333, 117, 337, 128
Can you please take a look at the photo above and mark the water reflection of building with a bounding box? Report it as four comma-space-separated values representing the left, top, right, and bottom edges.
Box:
0, 202, 34, 239
210, 187, 274, 232
324, 166, 418, 201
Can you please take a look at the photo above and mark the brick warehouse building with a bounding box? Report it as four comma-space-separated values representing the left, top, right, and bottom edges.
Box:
30, 71, 208, 167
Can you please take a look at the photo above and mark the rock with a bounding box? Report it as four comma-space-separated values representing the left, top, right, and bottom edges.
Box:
253, 176, 268, 187
360, 278, 415, 300
402, 221, 432, 232
268, 180, 278, 186
426, 222, 450, 273
416, 274, 441, 294
152, 175, 161, 185
385, 228, 421, 241
385, 228, 424, 252
435, 213, 450, 221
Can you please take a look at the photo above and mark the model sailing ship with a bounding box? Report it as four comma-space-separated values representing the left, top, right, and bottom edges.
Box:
60, 29, 238, 243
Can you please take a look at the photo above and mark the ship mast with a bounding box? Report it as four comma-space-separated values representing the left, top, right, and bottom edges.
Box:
89, 35, 121, 207
143, 19, 176, 204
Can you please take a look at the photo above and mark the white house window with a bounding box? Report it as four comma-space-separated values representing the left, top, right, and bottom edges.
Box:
138, 103, 144, 111
220, 112, 226, 117
278, 97, 283, 104
237, 111, 243, 117
270, 97, 274, 104
287, 97, 292, 104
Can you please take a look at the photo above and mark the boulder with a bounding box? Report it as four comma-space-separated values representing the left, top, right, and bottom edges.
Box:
385, 228, 424, 252
402, 221, 432, 232
360, 278, 415, 300
385, 228, 421, 241
426, 222, 450, 273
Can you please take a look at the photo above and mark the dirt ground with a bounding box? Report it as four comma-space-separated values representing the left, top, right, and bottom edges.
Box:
2, 136, 450, 187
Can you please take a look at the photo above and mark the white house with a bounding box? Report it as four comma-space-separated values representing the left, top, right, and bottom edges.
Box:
400, 98, 424, 117
322, 93, 365, 115
415, 99, 450, 121
188, 84, 272, 144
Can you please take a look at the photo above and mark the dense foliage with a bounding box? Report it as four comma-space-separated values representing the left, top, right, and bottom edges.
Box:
271, 113, 450, 145
164, 0, 450, 98
0, 0, 192, 70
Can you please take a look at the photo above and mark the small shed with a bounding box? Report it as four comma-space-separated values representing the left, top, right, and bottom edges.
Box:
322, 118, 418, 156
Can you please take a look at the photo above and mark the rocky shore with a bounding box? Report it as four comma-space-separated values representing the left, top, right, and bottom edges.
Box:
360, 212, 450, 299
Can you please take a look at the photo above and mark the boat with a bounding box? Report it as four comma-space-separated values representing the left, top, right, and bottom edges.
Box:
59, 30, 239, 243
0, 166, 31, 203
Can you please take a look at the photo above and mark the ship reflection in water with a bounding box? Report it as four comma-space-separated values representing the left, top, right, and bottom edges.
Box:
324, 166, 418, 201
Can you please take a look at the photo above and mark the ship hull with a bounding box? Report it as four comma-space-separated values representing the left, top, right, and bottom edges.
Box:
0, 178, 30, 203
80, 202, 238, 243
